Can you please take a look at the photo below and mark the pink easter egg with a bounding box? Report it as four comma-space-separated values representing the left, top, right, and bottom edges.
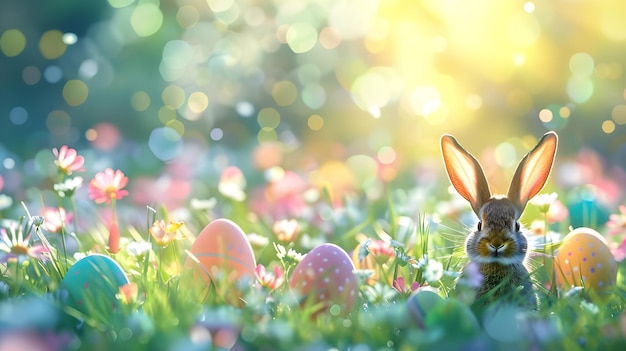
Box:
185, 219, 256, 285
554, 227, 617, 295
289, 243, 358, 317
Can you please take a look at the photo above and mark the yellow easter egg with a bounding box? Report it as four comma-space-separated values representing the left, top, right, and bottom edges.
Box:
554, 227, 617, 295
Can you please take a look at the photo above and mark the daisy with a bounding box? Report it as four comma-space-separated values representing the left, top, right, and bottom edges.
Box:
88, 168, 129, 204
52, 145, 85, 175
41, 207, 72, 234
0, 225, 48, 264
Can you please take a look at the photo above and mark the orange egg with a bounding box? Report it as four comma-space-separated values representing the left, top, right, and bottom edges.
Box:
554, 227, 617, 295
185, 219, 256, 286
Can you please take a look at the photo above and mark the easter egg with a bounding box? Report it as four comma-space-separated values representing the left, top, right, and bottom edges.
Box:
185, 219, 256, 285
61, 254, 129, 318
554, 227, 617, 295
289, 243, 358, 317
407, 287, 444, 328
482, 304, 529, 342
424, 298, 480, 340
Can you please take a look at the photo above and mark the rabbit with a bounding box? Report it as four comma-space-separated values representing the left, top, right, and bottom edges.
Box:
440, 131, 558, 308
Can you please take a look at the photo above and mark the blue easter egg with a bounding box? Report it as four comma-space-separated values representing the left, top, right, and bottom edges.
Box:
61, 254, 129, 318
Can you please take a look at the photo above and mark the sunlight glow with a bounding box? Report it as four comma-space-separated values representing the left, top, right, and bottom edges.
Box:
409, 86, 441, 116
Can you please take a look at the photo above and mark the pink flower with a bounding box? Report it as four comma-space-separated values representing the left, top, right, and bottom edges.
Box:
272, 219, 300, 242
41, 207, 72, 233
52, 145, 85, 175
367, 240, 395, 260
255, 264, 285, 290
88, 168, 129, 204
0, 330, 72, 351
392, 276, 420, 295
611, 236, 626, 262
0, 226, 48, 263
607, 205, 626, 237
547, 199, 569, 224
250, 171, 308, 219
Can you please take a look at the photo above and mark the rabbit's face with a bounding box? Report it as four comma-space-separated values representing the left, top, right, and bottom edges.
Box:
466, 197, 528, 266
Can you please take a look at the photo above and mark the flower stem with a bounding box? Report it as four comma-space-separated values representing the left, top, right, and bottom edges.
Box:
143, 207, 156, 288
71, 194, 80, 236
158, 246, 163, 284
55, 197, 68, 272
15, 261, 21, 295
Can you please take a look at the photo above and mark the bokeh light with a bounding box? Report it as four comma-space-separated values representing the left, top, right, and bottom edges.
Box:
272, 81, 298, 106
44, 66, 63, 83
130, 3, 163, 37
149, 127, 182, 161
131, 91, 151, 111
9, 107, 28, 125
0, 29, 26, 57
22, 66, 41, 85
63, 80, 89, 106
39, 30, 67, 60
286, 23, 318, 54
0, 2, 626, 348
0, 0, 625, 210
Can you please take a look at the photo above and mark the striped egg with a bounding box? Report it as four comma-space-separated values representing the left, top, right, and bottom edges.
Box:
289, 243, 358, 317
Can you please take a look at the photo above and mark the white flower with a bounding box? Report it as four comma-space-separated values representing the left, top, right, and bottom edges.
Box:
563, 286, 583, 298
190, 198, 217, 211
274, 243, 303, 263
73, 252, 87, 261
126, 241, 152, 256
54, 176, 83, 197
423, 259, 444, 284
286, 248, 304, 262
275, 243, 287, 260
580, 300, 599, 314
530, 192, 558, 213
0, 195, 12, 211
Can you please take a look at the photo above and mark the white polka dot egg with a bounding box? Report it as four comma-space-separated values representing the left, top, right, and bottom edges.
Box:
554, 227, 617, 295
289, 243, 358, 317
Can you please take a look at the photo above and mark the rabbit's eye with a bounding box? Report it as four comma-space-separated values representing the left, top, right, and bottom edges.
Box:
515, 222, 520, 232
477, 221, 482, 231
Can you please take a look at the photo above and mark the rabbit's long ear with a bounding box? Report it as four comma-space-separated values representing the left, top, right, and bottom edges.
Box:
507, 132, 558, 214
441, 135, 492, 215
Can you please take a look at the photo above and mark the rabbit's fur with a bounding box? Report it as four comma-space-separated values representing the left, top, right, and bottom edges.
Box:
441, 132, 558, 308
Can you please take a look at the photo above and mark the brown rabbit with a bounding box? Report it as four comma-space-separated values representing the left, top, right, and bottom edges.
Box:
441, 132, 558, 308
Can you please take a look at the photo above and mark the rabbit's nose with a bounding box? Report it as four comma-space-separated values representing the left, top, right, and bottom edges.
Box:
487, 242, 507, 256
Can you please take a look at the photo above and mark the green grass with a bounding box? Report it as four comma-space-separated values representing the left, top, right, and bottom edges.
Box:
1, 186, 626, 351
